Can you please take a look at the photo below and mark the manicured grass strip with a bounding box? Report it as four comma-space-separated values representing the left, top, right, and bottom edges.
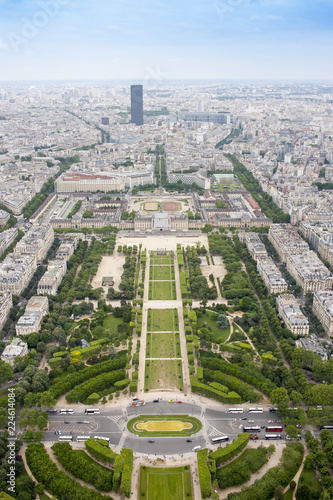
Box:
146, 332, 181, 358
145, 359, 183, 391
149, 281, 176, 300
152, 265, 173, 280
139, 465, 192, 500
128, 414, 201, 437
148, 309, 178, 331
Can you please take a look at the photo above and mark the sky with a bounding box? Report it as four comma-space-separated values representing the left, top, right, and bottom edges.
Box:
0, 0, 332, 81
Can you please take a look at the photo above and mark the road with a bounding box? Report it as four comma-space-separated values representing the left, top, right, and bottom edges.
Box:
43, 401, 294, 456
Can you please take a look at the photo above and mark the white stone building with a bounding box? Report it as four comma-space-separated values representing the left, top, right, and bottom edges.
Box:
313, 290, 333, 336
1, 338, 28, 366
276, 294, 309, 336
0, 291, 12, 331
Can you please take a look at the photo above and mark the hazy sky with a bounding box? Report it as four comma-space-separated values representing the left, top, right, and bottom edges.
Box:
0, 0, 332, 81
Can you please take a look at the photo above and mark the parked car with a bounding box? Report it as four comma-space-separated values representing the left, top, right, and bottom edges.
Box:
241, 417, 247, 420
250, 434, 258, 440
148, 440, 155, 443
186, 439, 192, 442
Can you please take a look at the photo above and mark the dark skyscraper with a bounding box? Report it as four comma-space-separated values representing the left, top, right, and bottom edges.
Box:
131, 85, 143, 125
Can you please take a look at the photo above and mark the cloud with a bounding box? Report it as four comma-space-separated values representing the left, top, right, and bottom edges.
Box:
250, 14, 283, 21
0, 38, 8, 49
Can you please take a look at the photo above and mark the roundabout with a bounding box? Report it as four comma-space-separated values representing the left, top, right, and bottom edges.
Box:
127, 414, 202, 437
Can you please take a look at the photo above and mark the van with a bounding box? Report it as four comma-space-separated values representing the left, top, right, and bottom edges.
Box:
192, 446, 201, 452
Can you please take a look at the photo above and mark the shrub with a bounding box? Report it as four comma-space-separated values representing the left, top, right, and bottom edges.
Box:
120, 448, 133, 498
85, 438, 118, 464
209, 433, 250, 466
197, 449, 212, 499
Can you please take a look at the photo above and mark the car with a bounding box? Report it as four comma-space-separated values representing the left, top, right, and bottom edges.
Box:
176, 401, 182, 404
248, 420, 255, 423
239, 425, 243, 429
186, 439, 192, 442
70, 431, 74, 435
64, 421, 70, 424
241, 417, 247, 420
77, 421, 84, 424
148, 440, 155, 443
250, 434, 258, 440
267, 420, 273, 423
153, 400, 159, 403
168, 400, 174, 403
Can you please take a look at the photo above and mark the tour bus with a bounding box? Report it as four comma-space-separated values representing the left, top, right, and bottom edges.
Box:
45, 408, 57, 414
320, 425, 333, 430
84, 408, 100, 415
228, 408, 243, 414
248, 408, 263, 414
265, 434, 282, 440
76, 436, 91, 442
265, 426, 283, 433
60, 409, 74, 415
211, 436, 229, 443
94, 436, 110, 442
58, 435, 73, 441
243, 426, 261, 433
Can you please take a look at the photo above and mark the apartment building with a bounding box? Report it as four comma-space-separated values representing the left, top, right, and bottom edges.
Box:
1, 338, 28, 366
0, 291, 12, 331
257, 256, 288, 294
286, 251, 333, 293
37, 261, 66, 295
313, 290, 333, 336
240, 232, 268, 260
0, 228, 18, 257
14, 223, 54, 263
16, 295, 49, 336
268, 224, 309, 262
296, 336, 328, 362
0, 210, 10, 226
0, 253, 37, 295
276, 294, 309, 336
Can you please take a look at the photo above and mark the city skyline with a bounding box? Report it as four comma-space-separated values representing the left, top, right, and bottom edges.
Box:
0, 0, 332, 81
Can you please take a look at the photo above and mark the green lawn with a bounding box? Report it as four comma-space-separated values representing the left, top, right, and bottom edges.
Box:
152, 265, 173, 280
149, 281, 176, 300
140, 466, 192, 500
146, 332, 181, 358
103, 313, 124, 333
148, 308, 178, 331
297, 464, 322, 499
197, 311, 230, 343
128, 414, 201, 436
145, 359, 183, 391
150, 251, 174, 265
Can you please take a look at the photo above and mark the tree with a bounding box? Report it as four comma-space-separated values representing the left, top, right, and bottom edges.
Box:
285, 425, 299, 439
270, 387, 289, 415
0, 360, 13, 384
33, 430, 43, 442
274, 485, 285, 500
202, 223, 212, 233
216, 314, 228, 329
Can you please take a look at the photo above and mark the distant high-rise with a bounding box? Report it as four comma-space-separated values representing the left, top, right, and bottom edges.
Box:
101, 117, 109, 125
131, 85, 143, 126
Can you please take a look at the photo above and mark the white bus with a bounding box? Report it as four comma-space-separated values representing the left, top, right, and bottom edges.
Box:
58, 435, 73, 441
192, 446, 201, 452
84, 408, 100, 415
76, 436, 91, 441
228, 408, 243, 414
60, 409, 74, 415
265, 434, 282, 440
94, 436, 110, 442
211, 436, 229, 443
248, 408, 263, 414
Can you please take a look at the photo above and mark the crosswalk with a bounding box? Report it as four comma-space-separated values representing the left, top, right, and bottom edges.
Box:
207, 425, 224, 437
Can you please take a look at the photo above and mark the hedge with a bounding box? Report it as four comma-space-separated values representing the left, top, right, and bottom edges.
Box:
209, 433, 250, 466
190, 375, 241, 404
114, 378, 130, 390
197, 449, 212, 499
85, 437, 118, 464
203, 369, 260, 403
209, 381, 229, 394
65, 369, 126, 403
113, 454, 123, 492
87, 392, 100, 404
49, 358, 126, 399
26, 442, 109, 500
120, 448, 133, 498
51, 441, 113, 491
228, 442, 304, 500
129, 381, 137, 393
197, 367, 203, 381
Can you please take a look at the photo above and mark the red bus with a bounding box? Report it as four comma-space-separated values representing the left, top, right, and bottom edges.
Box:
265, 426, 283, 432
